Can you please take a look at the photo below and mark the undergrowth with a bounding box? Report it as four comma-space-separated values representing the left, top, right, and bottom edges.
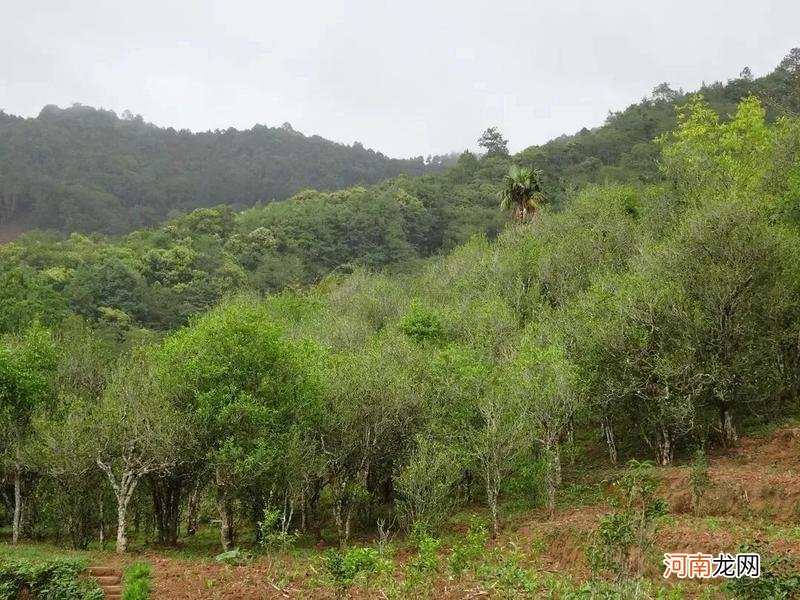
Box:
0, 556, 103, 600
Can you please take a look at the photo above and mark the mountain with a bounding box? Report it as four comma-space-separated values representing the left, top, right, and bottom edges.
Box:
0, 104, 448, 237
1, 50, 798, 241
520, 48, 800, 204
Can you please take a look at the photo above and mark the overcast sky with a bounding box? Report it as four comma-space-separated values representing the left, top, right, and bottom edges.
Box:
2, 1, 799, 157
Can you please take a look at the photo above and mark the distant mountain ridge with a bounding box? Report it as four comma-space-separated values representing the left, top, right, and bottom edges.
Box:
1, 48, 798, 238
518, 48, 800, 203
0, 104, 448, 236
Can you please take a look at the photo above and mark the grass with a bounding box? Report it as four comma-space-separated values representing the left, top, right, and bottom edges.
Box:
558, 482, 605, 509
739, 416, 800, 440
0, 541, 94, 562
122, 561, 152, 600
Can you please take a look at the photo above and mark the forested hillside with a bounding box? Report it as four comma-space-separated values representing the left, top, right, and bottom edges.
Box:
1, 50, 798, 240
1, 51, 799, 333
0, 104, 443, 235
519, 48, 800, 203
2, 50, 800, 599
0, 154, 508, 331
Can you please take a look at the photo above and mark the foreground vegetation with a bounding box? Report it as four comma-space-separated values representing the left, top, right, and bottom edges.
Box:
2, 52, 800, 598
3, 424, 799, 598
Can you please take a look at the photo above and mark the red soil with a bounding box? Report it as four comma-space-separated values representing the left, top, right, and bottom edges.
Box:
100, 425, 800, 599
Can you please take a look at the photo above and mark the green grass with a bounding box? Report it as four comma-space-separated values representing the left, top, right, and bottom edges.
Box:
0, 541, 93, 562
122, 561, 152, 600
739, 415, 800, 439
558, 482, 605, 510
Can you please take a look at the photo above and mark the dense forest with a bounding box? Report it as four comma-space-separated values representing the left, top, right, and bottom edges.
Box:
2, 52, 800, 334
2, 50, 799, 240
0, 105, 447, 236
1, 50, 800, 598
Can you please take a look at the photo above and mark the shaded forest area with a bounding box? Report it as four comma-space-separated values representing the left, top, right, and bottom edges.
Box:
0, 105, 446, 235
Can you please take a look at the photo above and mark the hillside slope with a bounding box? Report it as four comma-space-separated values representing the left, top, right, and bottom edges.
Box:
521, 48, 800, 203
0, 104, 442, 235
1, 49, 797, 239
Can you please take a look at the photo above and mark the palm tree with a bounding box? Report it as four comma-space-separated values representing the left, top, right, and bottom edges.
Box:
499, 164, 546, 224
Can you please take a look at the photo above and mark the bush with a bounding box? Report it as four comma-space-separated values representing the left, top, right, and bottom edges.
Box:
726, 544, 800, 599
258, 507, 299, 552
0, 557, 103, 600
323, 547, 391, 590
213, 548, 251, 566
408, 524, 442, 575
448, 516, 488, 578
400, 524, 442, 595
121, 562, 151, 600
689, 449, 710, 516
394, 436, 463, 531
398, 300, 446, 343
587, 460, 668, 580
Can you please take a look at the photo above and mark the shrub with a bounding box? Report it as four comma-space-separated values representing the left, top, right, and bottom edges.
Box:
587, 460, 668, 580
398, 300, 446, 343
394, 436, 463, 531
122, 562, 151, 600
258, 507, 299, 552
323, 547, 390, 590
448, 516, 488, 578
408, 524, 442, 575
213, 548, 251, 566
401, 524, 442, 595
689, 449, 710, 516
0, 557, 103, 600
726, 543, 800, 599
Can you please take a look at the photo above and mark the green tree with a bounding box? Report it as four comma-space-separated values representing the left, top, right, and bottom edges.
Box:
506, 342, 579, 515
316, 334, 422, 545
29, 320, 117, 549
477, 127, 509, 157
92, 346, 187, 553
0, 323, 57, 544
159, 297, 319, 551
0, 269, 68, 334
499, 165, 547, 224
654, 197, 798, 447
658, 95, 771, 204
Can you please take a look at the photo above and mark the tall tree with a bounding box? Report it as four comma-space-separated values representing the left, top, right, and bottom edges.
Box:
92, 346, 186, 553
159, 298, 319, 551
0, 324, 56, 544
506, 341, 579, 516
499, 164, 547, 223
477, 127, 510, 157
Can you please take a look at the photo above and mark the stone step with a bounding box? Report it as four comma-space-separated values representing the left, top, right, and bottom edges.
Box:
86, 566, 125, 599
88, 566, 121, 577
102, 585, 123, 595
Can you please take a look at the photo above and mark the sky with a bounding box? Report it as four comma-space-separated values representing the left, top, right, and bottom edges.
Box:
1, 0, 799, 158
